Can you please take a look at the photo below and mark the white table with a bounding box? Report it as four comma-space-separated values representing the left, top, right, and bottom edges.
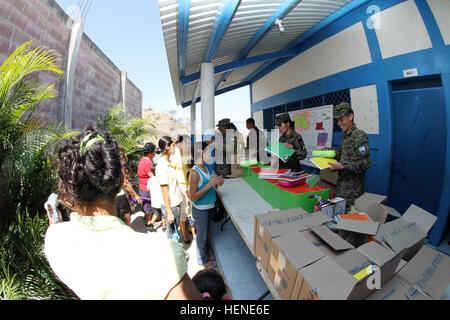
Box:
216, 177, 273, 254
216, 178, 281, 300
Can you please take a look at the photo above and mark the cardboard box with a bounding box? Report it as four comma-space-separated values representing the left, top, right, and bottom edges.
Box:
335, 219, 380, 236
354, 192, 402, 223
267, 232, 325, 300
290, 235, 404, 300
375, 204, 437, 261
230, 164, 242, 178
365, 275, 431, 300
320, 168, 339, 185
315, 197, 346, 218
396, 245, 450, 300
253, 208, 332, 271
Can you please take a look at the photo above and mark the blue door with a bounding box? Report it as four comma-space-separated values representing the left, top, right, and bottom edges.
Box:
389, 87, 447, 217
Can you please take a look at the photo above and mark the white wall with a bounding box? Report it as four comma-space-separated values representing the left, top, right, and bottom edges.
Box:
350, 85, 379, 135
252, 22, 372, 103
427, 0, 450, 45
373, 0, 432, 60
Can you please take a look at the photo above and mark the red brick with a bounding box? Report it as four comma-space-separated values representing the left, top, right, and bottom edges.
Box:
10, 0, 26, 12
23, 4, 39, 24
0, 20, 14, 40
0, 38, 11, 57
10, 11, 28, 31
11, 28, 30, 47
0, 1, 13, 19
25, 23, 40, 41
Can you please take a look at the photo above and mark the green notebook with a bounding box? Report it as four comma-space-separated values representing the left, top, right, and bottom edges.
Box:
265, 142, 295, 163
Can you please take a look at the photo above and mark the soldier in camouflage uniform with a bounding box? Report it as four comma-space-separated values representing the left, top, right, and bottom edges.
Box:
215, 118, 237, 177
329, 102, 370, 213
273, 113, 307, 172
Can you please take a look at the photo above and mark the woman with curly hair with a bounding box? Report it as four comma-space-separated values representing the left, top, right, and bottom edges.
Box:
44, 126, 202, 300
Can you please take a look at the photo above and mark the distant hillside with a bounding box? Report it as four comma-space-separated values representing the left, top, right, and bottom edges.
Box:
142, 107, 190, 144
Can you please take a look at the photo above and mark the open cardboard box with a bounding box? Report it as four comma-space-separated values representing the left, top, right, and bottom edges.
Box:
354, 192, 402, 223
367, 245, 450, 300
253, 208, 332, 271
288, 231, 405, 300
375, 204, 438, 261
264, 213, 405, 300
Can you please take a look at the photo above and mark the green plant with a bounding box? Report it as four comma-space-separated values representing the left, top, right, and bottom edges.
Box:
100, 104, 154, 184
0, 208, 78, 300
0, 41, 77, 233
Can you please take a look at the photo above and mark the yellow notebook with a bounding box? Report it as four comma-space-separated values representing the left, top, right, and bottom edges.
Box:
353, 265, 375, 281
310, 157, 340, 170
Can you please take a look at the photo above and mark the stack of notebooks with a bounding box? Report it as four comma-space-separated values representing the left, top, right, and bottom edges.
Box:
257, 169, 310, 185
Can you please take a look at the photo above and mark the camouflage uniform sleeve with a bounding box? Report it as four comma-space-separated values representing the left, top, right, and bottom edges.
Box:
334, 145, 342, 162
292, 134, 307, 161
341, 132, 370, 174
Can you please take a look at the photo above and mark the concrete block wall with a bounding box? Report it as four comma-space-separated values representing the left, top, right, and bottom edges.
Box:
0, 0, 142, 128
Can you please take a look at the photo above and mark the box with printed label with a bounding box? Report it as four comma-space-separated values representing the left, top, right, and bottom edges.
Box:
253, 208, 332, 272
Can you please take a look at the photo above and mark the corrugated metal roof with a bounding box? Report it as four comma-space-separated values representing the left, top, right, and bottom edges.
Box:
157, 0, 364, 107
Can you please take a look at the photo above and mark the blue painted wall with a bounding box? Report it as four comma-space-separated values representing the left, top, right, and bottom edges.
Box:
249, 0, 450, 245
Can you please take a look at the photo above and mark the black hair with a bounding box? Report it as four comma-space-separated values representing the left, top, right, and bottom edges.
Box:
246, 118, 255, 125
192, 269, 227, 300
280, 118, 295, 130
229, 123, 237, 131
191, 141, 208, 165
158, 136, 173, 155
57, 125, 122, 208
143, 142, 156, 156
177, 134, 191, 144
151, 163, 157, 176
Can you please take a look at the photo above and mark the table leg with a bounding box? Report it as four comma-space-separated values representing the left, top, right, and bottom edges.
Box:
257, 290, 270, 300
220, 216, 230, 231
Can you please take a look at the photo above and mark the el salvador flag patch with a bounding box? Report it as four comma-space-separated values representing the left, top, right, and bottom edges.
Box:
359, 144, 366, 155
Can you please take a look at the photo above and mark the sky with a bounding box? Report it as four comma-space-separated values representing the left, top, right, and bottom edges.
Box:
54, 0, 252, 133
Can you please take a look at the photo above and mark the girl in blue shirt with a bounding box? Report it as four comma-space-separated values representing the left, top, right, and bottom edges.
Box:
188, 142, 223, 268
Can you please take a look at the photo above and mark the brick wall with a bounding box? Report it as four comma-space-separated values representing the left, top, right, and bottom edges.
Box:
0, 0, 142, 128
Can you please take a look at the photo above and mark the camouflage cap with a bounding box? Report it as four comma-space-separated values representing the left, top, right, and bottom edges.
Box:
216, 118, 231, 127
334, 102, 353, 119
274, 112, 292, 126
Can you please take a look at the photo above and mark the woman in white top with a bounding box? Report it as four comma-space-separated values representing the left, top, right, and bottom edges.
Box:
155, 136, 184, 241
44, 127, 202, 300
147, 163, 165, 231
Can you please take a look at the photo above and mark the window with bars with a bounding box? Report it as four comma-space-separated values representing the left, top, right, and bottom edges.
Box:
264, 89, 351, 132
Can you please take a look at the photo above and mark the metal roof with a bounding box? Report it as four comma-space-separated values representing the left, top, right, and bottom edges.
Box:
158, 0, 367, 108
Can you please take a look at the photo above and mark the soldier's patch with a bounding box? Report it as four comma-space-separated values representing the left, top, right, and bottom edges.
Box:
358, 144, 367, 155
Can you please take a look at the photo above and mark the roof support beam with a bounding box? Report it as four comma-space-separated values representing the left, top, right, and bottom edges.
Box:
216, 0, 301, 90
239, 0, 302, 58
205, 0, 241, 62
178, 0, 191, 102
181, 48, 297, 85
246, 0, 372, 84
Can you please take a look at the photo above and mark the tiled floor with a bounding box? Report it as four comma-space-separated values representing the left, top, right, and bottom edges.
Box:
209, 216, 274, 300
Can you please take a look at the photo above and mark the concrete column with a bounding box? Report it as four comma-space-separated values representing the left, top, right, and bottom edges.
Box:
58, 20, 84, 129
120, 71, 127, 111
200, 63, 215, 141
190, 102, 196, 143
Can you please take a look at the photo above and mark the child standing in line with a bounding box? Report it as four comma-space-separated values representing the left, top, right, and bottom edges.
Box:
188, 142, 224, 269
147, 163, 165, 232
